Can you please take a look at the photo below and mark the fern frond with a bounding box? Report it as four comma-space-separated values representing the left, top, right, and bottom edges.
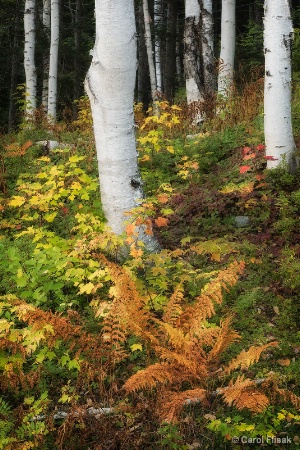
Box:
158, 388, 207, 422
224, 341, 278, 375
159, 322, 190, 351
162, 284, 184, 325
123, 363, 174, 393
207, 317, 240, 365
219, 375, 269, 412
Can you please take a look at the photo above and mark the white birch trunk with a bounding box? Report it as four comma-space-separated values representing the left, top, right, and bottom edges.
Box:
218, 0, 236, 97
184, 0, 203, 104
24, 0, 37, 117
42, 0, 51, 108
143, 0, 158, 104
154, 0, 162, 93
202, 0, 215, 94
264, 0, 296, 171
47, 0, 59, 121
85, 0, 160, 252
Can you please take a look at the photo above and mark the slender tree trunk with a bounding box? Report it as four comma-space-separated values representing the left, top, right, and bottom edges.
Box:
24, 0, 37, 117
143, 0, 158, 104
264, 0, 296, 171
184, 0, 206, 123
85, 0, 160, 252
8, 0, 21, 130
47, 0, 60, 121
218, 0, 236, 97
154, 0, 162, 93
42, 0, 51, 109
137, 1, 149, 105
74, 0, 82, 102
164, 0, 177, 102
202, 0, 215, 95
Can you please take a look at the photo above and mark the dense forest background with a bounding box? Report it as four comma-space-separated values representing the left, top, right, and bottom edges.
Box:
0, 0, 299, 131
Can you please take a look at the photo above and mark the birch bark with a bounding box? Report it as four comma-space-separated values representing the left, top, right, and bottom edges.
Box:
264, 0, 296, 171
143, 0, 158, 103
47, 0, 59, 121
202, 0, 215, 95
154, 0, 162, 93
42, 0, 51, 109
218, 0, 236, 97
24, 0, 37, 117
85, 0, 160, 252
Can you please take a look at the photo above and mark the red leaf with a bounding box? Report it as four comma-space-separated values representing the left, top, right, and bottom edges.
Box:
243, 146, 252, 155
239, 165, 251, 174
256, 144, 265, 151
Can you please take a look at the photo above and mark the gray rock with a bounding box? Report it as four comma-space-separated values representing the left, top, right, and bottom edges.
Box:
234, 216, 251, 228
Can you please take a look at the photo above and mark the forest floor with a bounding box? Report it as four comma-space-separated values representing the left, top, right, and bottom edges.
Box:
0, 92, 300, 449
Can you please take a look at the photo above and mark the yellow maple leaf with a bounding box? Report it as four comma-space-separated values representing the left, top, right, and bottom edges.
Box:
130, 247, 143, 258
9, 196, 25, 207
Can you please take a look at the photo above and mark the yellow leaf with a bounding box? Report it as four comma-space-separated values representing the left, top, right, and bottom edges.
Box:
130, 343, 143, 352
44, 212, 58, 222
78, 282, 95, 295
130, 247, 143, 258
9, 196, 25, 207
69, 155, 85, 163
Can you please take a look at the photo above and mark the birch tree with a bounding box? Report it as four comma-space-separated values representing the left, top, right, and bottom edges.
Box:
24, 0, 37, 117
202, 0, 215, 95
154, 0, 162, 93
47, 0, 60, 121
143, 0, 158, 104
218, 0, 236, 97
42, 0, 51, 109
264, 0, 296, 171
85, 0, 160, 252
184, 0, 202, 105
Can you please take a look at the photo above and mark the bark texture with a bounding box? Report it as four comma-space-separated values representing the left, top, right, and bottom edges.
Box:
24, 0, 37, 116
218, 0, 236, 97
47, 0, 59, 121
264, 0, 296, 170
85, 0, 160, 252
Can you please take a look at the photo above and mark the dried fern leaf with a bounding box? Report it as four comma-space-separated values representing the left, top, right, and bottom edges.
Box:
123, 363, 174, 393
224, 341, 278, 374
159, 388, 207, 422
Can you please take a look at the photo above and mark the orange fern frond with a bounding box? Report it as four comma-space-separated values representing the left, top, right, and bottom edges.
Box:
162, 284, 184, 325
207, 317, 240, 365
219, 375, 269, 413
123, 362, 174, 393
224, 341, 278, 375
158, 388, 207, 422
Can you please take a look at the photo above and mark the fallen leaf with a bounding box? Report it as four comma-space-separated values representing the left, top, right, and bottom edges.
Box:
277, 359, 290, 367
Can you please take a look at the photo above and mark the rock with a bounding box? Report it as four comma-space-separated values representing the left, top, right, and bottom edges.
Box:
234, 216, 251, 228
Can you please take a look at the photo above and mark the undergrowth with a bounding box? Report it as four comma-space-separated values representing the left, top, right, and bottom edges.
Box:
0, 78, 300, 449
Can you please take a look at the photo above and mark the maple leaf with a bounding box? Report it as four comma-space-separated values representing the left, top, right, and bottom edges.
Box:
130, 247, 143, 258
9, 196, 25, 207
157, 194, 169, 204
239, 165, 251, 174
155, 217, 169, 227
125, 223, 136, 236
256, 144, 265, 151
